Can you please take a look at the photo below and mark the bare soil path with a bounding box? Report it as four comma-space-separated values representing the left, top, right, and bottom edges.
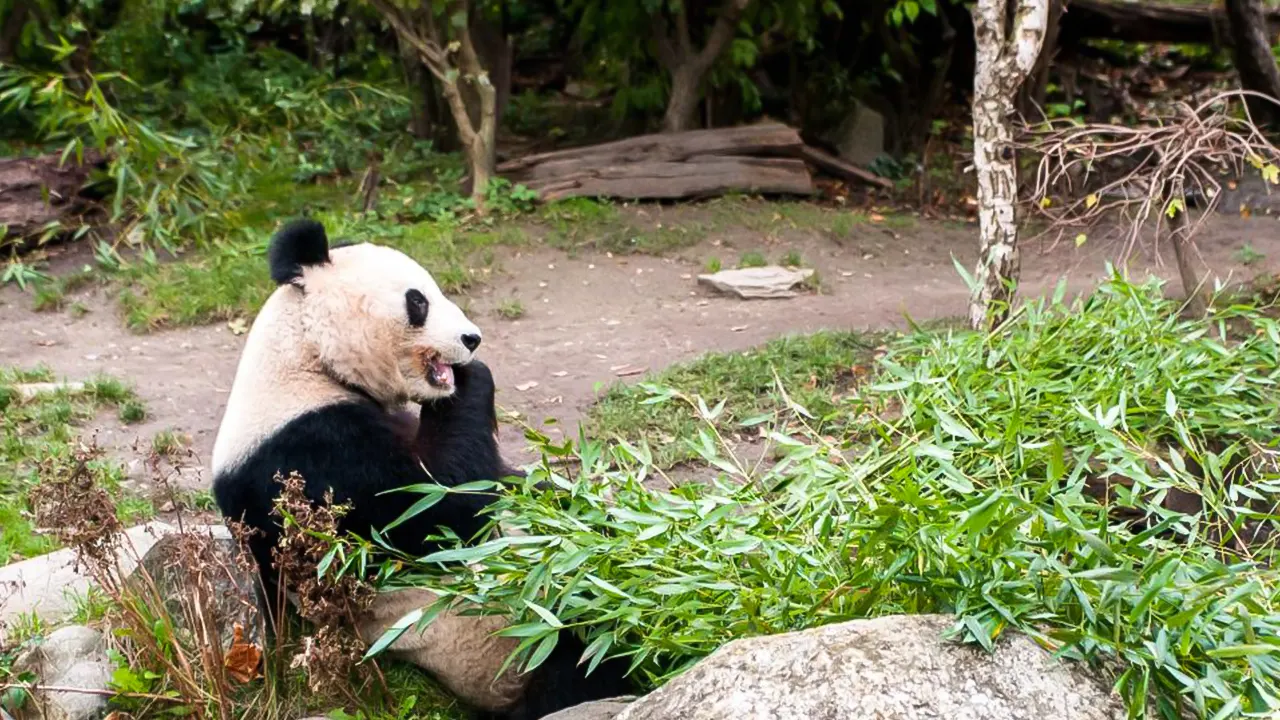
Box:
3, 210, 1278, 493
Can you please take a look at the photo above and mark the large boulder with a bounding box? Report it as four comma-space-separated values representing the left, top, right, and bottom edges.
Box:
128, 531, 263, 655
602, 614, 1127, 720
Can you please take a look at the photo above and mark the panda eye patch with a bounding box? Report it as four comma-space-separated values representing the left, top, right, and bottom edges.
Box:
405, 289, 429, 327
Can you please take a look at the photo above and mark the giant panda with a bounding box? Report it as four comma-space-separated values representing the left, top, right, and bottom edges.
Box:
211, 219, 631, 719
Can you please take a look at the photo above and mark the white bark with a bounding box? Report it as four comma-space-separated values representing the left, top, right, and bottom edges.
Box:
968, 0, 1050, 330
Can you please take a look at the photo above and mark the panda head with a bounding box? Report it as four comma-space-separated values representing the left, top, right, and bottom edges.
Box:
268, 218, 482, 405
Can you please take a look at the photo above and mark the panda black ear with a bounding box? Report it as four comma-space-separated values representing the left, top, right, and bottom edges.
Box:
268, 219, 330, 286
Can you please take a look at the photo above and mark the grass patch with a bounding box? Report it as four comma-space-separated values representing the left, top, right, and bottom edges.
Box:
495, 298, 526, 320
386, 273, 1280, 717
737, 250, 767, 268
115, 201, 518, 331
587, 331, 882, 467
0, 367, 153, 562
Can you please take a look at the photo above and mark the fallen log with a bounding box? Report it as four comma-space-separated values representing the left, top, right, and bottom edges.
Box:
498, 122, 804, 179
0, 152, 101, 251
796, 145, 894, 190
1062, 0, 1274, 46
500, 123, 894, 201
521, 156, 815, 201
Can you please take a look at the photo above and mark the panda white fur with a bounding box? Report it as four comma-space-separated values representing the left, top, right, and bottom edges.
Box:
211, 219, 631, 719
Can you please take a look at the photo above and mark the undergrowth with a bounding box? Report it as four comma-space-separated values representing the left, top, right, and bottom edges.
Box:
379, 272, 1280, 720
0, 367, 153, 562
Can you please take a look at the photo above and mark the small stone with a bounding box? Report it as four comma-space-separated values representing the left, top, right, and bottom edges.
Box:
13, 382, 85, 401
14, 626, 112, 720
516, 381, 539, 392
697, 267, 815, 300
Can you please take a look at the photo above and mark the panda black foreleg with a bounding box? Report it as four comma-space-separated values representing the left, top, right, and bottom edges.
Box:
415, 359, 521, 487
497, 635, 635, 720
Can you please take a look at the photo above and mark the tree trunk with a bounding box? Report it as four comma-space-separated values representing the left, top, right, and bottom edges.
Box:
663, 65, 705, 133
968, 0, 1050, 330
1167, 185, 1208, 316
653, 0, 754, 134
372, 0, 497, 208
1225, 0, 1280, 127
0, 0, 32, 62
1017, 0, 1063, 117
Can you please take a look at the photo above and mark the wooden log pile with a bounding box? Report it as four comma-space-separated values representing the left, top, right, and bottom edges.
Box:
497, 122, 890, 202
1063, 0, 1280, 46
0, 152, 102, 251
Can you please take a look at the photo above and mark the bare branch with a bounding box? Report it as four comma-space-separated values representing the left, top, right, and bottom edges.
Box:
1020, 90, 1280, 263
675, 0, 694, 58
695, 0, 754, 71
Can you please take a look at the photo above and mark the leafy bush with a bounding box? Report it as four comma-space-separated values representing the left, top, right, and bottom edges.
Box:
379, 273, 1280, 719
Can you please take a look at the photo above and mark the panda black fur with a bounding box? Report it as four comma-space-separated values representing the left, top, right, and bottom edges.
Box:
211, 219, 631, 719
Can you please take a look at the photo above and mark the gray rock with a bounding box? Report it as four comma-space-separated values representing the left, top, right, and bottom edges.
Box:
830, 100, 885, 167
13, 625, 112, 720
697, 267, 815, 299
0, 522, 230, 625
615, 614, 1127, 720
540, 698, 636, 720
129, 531, 263, 653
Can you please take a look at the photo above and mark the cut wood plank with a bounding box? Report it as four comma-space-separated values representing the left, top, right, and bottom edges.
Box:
498, 122, 803, 178
1063, 0, 1277, 45
524, 157, 814, 201
796, 145, 893, 189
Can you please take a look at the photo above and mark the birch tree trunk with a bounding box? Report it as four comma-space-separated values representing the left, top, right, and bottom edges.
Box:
968, 0, 1050, 330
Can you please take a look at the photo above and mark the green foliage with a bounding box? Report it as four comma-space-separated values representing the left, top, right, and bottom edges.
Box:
569, 0, 838, 121
0, 367, 149, 562
737, 250, 767, 268
380, 274, 1280, 718
591, 329, 878, 464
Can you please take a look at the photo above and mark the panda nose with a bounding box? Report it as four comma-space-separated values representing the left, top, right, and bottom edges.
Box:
461, 333, 482, 352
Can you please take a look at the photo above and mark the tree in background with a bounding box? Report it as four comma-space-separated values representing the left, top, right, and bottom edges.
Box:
968, 0, 1048, 330
651, 0, 754, 132
569, 0, 836, 134
1224, 0, 1280, 128
367, 0, 499, 208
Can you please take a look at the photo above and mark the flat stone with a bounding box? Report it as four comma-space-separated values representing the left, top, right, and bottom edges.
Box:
696, 267, 815, 299
830, 99, 886, 167
0, 522, 230, 624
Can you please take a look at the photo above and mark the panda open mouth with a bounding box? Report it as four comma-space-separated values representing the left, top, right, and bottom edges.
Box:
426, 359, 455, 389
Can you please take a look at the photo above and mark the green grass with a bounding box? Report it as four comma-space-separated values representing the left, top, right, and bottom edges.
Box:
737, 251, 767, 268
0, 367, 153, 562
385, 273, 1280, 718
495, 298, 526, 320
587, 330, 883, 467
115, 200, 520, 331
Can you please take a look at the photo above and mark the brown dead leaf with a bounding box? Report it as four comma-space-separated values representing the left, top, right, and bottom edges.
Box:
224, 624, 262, 684
1241, 204, 1252, 219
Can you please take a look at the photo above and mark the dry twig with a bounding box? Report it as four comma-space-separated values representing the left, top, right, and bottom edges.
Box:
1021, 90, 1280, 260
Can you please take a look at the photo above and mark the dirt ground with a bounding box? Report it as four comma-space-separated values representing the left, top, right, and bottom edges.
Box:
3, 208, 1279, 496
